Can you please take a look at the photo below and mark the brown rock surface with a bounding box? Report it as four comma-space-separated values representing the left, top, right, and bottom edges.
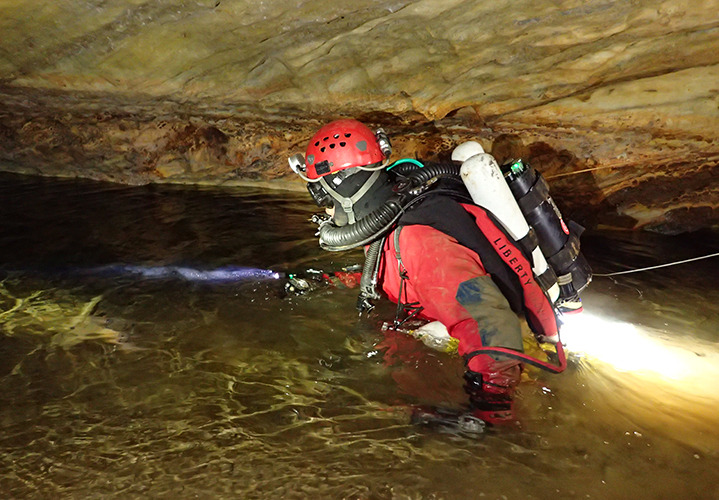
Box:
1, 0, 718, 233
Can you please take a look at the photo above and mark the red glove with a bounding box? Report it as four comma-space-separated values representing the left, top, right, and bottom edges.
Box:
325, 271, 362, 289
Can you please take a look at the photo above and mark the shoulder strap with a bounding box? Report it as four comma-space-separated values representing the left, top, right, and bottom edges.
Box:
391, 226, 424, 327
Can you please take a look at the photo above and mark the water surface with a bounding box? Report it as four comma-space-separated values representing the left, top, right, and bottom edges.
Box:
1, 173, 718, 499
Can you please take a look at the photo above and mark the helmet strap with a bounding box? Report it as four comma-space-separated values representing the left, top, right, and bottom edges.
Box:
319, 170, 384, 225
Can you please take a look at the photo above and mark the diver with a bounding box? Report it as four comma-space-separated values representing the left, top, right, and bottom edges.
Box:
287, 119, 591, 425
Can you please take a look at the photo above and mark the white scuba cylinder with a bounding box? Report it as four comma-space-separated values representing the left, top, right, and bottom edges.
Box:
452, 142, 561, 303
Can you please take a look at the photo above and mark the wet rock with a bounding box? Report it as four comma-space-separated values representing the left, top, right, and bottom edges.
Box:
0, 0, 718, 232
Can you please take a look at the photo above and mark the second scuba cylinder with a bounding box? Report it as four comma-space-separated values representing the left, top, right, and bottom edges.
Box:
500, 159, 592, 302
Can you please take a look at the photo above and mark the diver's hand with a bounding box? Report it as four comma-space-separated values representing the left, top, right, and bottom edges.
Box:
538, 333, 560, 345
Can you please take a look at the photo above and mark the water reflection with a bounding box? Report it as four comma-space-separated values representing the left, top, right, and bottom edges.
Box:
0, 173, 718, 499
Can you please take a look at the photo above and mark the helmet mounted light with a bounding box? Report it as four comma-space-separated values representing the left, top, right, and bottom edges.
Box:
288, 153, 307, 176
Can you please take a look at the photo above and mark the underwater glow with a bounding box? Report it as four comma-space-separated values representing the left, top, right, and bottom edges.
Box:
559, 311, 719, 388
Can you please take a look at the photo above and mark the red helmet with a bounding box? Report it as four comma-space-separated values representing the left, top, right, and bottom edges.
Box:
305, 119, 386, 179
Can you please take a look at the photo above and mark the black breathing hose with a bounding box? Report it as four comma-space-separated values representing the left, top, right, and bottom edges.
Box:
319, 199, 403, 251
318, 163, 463, 252
391, 162, 460, 182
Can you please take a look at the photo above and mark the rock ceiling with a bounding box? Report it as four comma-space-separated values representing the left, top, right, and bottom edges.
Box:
0, 0, 718, 233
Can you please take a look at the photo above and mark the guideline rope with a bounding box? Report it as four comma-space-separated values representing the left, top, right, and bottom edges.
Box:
594, 252, 719, 277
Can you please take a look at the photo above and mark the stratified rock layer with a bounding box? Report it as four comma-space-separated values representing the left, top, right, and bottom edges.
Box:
1, 0, 718, 233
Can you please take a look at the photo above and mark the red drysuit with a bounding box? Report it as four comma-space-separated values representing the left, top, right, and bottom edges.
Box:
376, 202, 559, 395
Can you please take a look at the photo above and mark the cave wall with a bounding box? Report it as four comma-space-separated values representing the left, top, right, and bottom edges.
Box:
1, 0, 718, 233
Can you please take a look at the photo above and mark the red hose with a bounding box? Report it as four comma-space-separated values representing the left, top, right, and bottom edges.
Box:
464, 340, 568, 373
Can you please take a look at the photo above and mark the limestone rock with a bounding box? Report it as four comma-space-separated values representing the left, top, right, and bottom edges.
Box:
0, 0, 718, 233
